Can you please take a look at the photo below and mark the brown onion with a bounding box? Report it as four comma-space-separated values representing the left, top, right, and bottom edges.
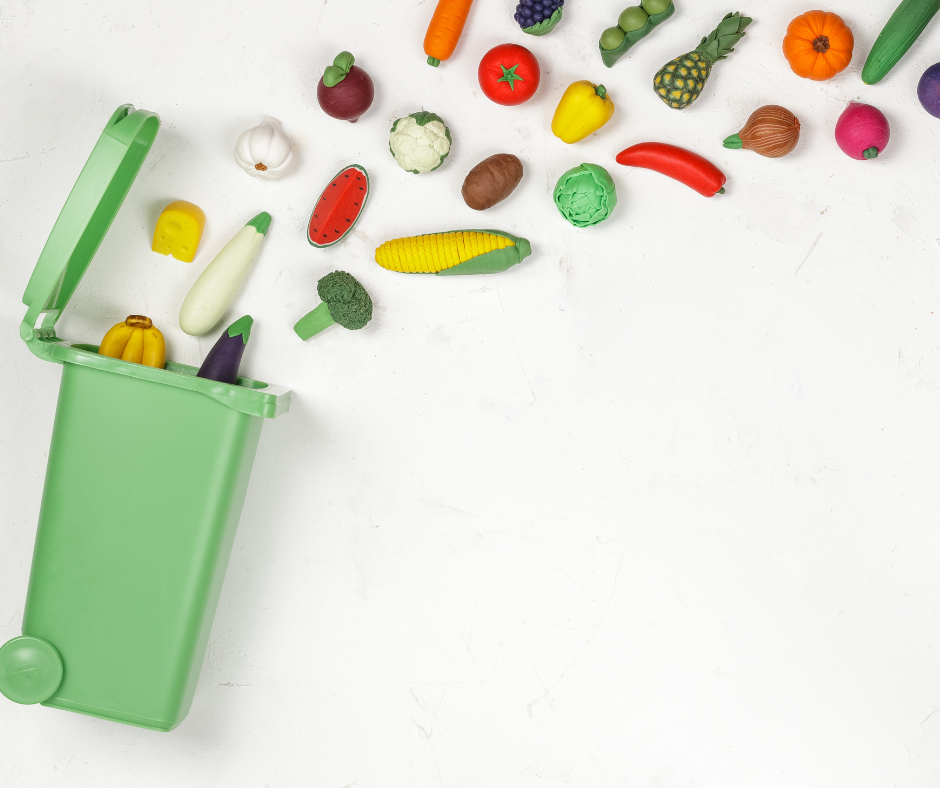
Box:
723, 105, 801, 158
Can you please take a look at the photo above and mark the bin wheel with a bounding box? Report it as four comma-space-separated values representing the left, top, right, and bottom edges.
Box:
0, 636, 63, 705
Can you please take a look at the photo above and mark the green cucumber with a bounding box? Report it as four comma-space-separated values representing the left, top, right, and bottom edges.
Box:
862, 0, 940, 84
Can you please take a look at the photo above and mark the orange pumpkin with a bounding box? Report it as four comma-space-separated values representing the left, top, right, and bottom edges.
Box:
783, 11, 854, 81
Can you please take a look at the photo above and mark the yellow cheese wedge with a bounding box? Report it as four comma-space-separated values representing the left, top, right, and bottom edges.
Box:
152, 200, 206, 263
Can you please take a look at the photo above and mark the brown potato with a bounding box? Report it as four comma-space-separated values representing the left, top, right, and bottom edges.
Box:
461, 153, 524, 211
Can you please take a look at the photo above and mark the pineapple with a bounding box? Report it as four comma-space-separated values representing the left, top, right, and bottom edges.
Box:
653, 11, 752, 110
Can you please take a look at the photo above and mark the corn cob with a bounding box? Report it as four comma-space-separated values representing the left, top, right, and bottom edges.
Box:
375, 229, 532, 275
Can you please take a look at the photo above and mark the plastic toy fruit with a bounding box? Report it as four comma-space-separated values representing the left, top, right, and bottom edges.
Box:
918, 63, 940, 117
654, 11, 751, 109
514, 0, 564, 36
552, 81, 615, 143
307, 165, 369, 248
616, 142, 726, 197
197, 316, 252, 385
553, 164, 618, 227
375, 230, 531, 274
234, 118, 293, 179
179, 213, 271, 336
478, 44, 540, 105
600, 1, 675, 67
782, 11, 854, 81
619, 6, 648, 31
462, 154, 524, 211
600, 27, 627, 50
425, 0, 477, 66
294, 271, 373, 340
98, 315, 166, 368
863, 0, 940, 85
835, 102, 890, 160
152, 201, 205, 263
316, 52, 375, 123
389, 112, 452, 174
723, 106, 801, 158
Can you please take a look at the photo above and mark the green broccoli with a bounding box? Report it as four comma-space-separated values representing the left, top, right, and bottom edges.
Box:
294, 270, 373, 340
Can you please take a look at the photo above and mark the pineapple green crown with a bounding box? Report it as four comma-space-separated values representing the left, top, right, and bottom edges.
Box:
694, 11, 752, 64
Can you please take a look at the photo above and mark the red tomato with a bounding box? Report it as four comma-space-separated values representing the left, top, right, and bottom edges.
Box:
478, 44, 540, 106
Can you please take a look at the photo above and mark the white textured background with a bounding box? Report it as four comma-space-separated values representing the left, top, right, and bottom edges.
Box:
2, 0, 940, 785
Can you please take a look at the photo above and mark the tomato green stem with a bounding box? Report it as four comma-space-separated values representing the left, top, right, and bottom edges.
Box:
498, 63, 525, 90
863, 146, 879, 159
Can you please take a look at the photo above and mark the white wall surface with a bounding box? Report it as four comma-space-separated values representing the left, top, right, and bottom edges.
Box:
2, 0, 940, 785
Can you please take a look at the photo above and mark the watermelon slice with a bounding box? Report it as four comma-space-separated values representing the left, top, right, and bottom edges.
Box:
307, 164, 370, 248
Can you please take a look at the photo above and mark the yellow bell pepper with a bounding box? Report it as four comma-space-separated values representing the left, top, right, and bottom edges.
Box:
551, 81, 615, 144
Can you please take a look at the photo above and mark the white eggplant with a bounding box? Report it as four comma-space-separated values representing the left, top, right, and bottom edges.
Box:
179, 212, 271, 336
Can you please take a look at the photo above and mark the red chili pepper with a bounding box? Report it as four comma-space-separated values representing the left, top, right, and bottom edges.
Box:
615, 142, 726, 197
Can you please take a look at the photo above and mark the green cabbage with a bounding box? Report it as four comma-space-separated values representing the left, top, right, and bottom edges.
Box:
553, 163, 618, 227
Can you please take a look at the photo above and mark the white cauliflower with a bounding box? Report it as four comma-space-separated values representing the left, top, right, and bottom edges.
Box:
389, 112, 452, 174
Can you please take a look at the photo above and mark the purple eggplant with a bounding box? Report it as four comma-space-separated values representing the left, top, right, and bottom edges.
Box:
196, 315, 252, 384
918, 62, 940, 118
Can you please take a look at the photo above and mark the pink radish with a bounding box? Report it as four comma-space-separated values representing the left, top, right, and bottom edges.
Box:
835, 102, 890, 160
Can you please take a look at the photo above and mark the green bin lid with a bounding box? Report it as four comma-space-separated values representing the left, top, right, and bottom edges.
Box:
22, 104, 160, 333
17, 105, 290, 419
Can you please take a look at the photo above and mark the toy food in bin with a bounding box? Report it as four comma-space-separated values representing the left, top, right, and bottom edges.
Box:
0, 105, 290, 731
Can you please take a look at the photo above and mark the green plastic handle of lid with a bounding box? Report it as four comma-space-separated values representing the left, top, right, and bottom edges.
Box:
21, 104, 160, 337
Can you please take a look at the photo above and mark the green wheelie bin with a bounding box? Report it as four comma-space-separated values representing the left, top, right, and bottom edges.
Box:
0, 105, 291, 731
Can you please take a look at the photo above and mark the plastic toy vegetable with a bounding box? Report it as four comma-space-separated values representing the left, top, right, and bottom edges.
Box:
478, 44, 540, 106
424, 0, 476, 67
552, 82, 615, 144
654, 11, 752, 110
514, 0, 564, 36
234, 118, 293, 179
98, 315, 166, 369
197, 316, 252, 385
179, 212, 271, 336
152, 200, 205, 263
918, 62, 940, 117
389, 112, 452, 174
782, 11, 854, 81
294, 271, 373, 340
462, 154, 524, 211
307, 164, 369, 248
862, 0, 940, 85
316, 52, 375, 123
599, 0, 676, 68
615, 143, 726, 197
835, 102, 890, 160
553, 164, 618, 227
723, 105, 801, 158
375, 230, 531, 275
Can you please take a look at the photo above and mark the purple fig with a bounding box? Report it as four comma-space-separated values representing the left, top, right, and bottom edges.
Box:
317, 51, 374, 123
197, 315, 252, 385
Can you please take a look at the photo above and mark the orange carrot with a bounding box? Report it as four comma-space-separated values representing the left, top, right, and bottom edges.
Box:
424, 0, 476, 67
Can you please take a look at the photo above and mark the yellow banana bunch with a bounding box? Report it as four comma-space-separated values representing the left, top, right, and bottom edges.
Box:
98, 315, 166, 368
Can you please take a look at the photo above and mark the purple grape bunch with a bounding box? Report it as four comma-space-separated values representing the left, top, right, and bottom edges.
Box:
514, 0, 564, 29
